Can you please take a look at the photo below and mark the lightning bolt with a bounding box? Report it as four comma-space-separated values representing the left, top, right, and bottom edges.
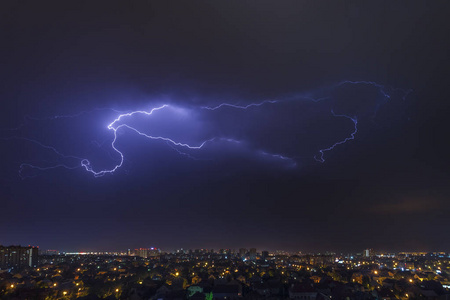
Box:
314, 111, 358, 163
260, 151, 297, 168
336, 80, 413, 101
0, 137, 84, 179
201, 95, 332, 111
2, 81, 411, 178
76, 105, 290, 177
202, 100, 279, 110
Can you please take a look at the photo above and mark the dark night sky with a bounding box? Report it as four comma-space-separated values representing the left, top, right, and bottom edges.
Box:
1, 1, 449, 253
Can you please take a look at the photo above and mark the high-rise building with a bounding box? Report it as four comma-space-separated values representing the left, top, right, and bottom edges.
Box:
239, 248, 247, 258
262, 250, 269, 260
0, 245, 38, 269
363, 249, 373, 257
249, 248, 257, 261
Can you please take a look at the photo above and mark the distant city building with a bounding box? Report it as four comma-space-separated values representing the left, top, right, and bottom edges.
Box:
262, 250, 269, 260
299, 254, 334, 266
0, 245, 38, 269
133, 247, 160, 258
42, 249, 59, 255
364, 248, 373, 257
249, 248, 257, 261
239, 248, 247, 258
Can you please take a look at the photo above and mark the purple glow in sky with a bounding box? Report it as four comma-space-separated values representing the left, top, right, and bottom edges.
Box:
1, 81, 411, 179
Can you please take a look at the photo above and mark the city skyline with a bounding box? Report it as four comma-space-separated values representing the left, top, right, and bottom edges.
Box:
2, 244, 448, 256
1, 243, 448, 299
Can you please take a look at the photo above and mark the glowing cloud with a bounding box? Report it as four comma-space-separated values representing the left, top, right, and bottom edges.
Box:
0, 81, 411, 178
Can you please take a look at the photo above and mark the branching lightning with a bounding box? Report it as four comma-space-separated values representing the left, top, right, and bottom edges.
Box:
202, 100, 279, 110
314, 111, 358, 163
1, 81, 411, 178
